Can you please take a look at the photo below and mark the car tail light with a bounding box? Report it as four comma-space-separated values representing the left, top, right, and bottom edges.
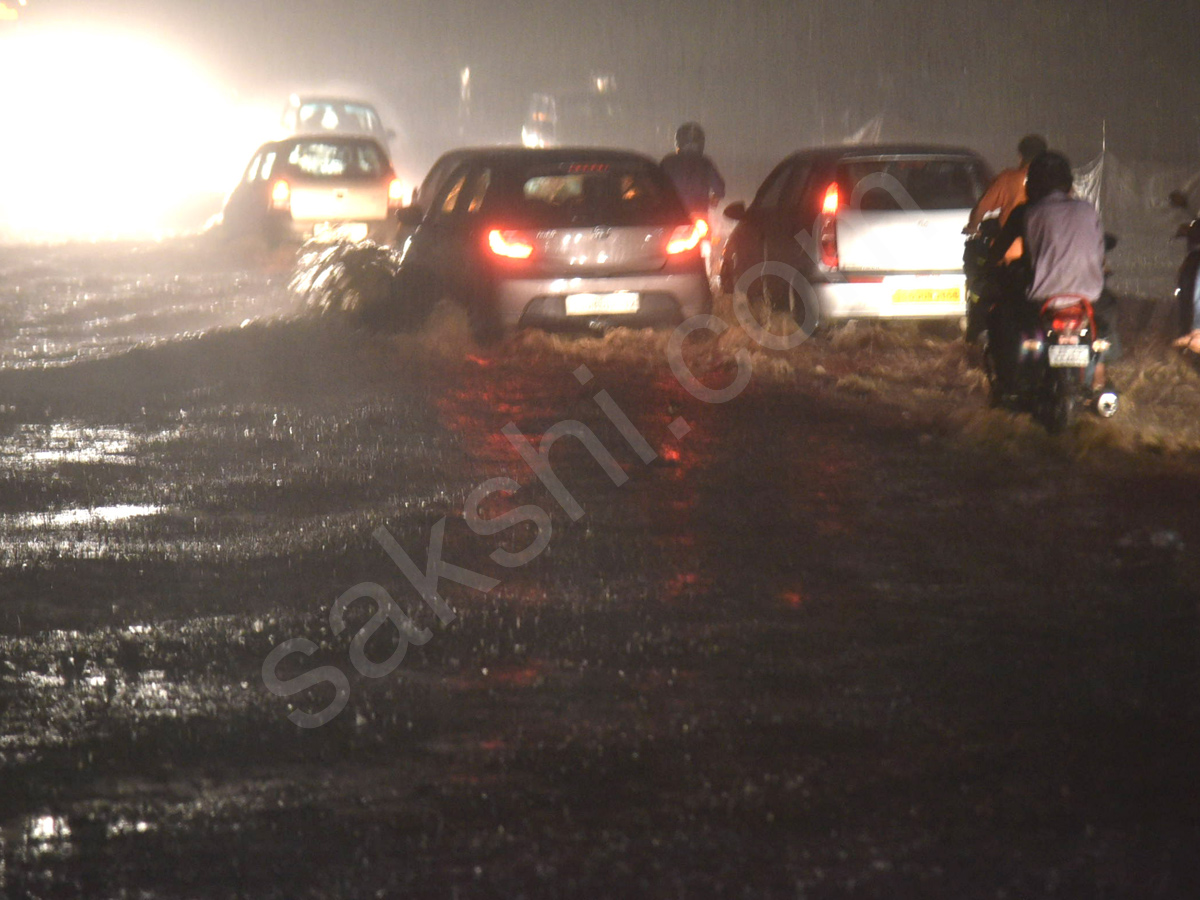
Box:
487, 229, 535, 260
818, 182, 839, 269
387, 177, 406, 207
270, 179, 291, 211
822, 182, 840, 216
667, 217, 709, 255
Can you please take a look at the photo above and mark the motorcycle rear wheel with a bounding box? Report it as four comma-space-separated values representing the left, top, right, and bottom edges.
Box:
1040, 368, 1081, 434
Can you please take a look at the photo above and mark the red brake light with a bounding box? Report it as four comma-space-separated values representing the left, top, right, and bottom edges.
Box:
667, 217, 709, 255
270, 179, 291, 211
388, 177, 406, 206
819, 182, 839, 268
822, 182, 840, 215
488, 229, 534, 260
1052, 309, 1088, 334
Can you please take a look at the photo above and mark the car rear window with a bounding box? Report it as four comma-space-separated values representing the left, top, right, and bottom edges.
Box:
497, 160, 684, 227
286, 141, 387, 179
297, 102, 383, 135
837, 157, 986, 212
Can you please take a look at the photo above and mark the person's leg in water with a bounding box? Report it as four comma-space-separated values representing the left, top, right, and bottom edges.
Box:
1092, 288, 1119, 392
1173, 261, 1200, 351
983, 264, 1030, 398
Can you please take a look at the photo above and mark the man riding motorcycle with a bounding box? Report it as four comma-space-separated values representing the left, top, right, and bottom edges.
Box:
985, 150, 1116, 401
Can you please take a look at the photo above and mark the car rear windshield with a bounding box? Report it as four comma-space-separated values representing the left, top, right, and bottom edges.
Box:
286, 141, 387, 179
837, 157, 987, 212
296, 102, 383, 135
497, 160, 684, 227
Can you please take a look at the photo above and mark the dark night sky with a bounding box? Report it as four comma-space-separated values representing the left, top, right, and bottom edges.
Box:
21, 0, 1200, 192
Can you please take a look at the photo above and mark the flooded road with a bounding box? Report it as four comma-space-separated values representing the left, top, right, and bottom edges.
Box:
1, 238, 1199, 897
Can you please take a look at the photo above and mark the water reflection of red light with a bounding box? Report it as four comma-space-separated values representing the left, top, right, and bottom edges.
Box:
486, 665, 545, 687
431, 356, 718, 610
780, 590, 804, 608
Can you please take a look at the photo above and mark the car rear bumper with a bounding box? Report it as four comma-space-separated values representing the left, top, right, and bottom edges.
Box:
495, 271, 712, 331
280, 216, 394, 244
815, 273, 967, 320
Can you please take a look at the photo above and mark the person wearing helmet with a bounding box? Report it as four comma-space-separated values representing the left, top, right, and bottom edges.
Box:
660, 122, 725, 218
987, 150, 1114, 399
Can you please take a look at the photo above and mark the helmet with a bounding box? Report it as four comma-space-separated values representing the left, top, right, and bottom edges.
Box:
675, 121, 705, 154
1025, 151, 1073, 204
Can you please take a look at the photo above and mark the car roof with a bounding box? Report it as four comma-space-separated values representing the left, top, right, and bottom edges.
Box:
788, 143, 986, 163
427, 145, 658, 168
287, 96, 381, 109
257, 134, 389, 152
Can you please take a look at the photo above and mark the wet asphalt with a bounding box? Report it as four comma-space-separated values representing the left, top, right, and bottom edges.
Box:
1, 239, 1199, 898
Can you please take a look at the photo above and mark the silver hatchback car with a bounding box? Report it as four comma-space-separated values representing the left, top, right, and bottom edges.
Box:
721, 144, 991, 330
222, 136, 405, 246
395, 147, 712, 338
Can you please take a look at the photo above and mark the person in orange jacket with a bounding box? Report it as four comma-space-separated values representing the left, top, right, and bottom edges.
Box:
967, 134, 1048, 262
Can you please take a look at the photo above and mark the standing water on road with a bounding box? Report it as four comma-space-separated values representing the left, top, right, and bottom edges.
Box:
1, 238, 1200, 897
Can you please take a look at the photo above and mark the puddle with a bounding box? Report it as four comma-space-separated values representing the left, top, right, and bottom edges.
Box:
0, 811, 156, 878
1, 424, 139, 465
4, 504, 162, 528
3, 815, 73, 861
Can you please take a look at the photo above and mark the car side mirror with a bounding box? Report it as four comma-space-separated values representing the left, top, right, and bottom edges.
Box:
396, 204, 425, 227
1169, 190, 1190, 210
723, 201, 746, 221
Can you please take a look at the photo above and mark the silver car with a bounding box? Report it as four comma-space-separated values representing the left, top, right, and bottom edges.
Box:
222, 136, 405, 246
395, 147, 712, 339
721, 144, 992, 329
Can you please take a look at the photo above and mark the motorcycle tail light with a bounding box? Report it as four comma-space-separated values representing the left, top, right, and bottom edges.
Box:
667, 217, 708, 255
1051, 310, 1088, 334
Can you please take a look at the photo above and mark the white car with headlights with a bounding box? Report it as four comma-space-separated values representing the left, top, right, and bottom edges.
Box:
721, 144, 992, 330
221, 135, 405, 246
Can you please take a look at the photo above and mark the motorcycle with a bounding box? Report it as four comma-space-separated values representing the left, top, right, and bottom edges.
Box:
966, 222, 1118, 432
996, 294, 1117, 433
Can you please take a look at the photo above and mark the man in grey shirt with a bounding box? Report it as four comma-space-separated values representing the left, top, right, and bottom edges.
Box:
1024, 183, 1105, 303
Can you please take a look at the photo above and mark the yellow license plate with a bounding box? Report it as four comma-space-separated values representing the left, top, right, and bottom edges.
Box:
892, 287, 963, 304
